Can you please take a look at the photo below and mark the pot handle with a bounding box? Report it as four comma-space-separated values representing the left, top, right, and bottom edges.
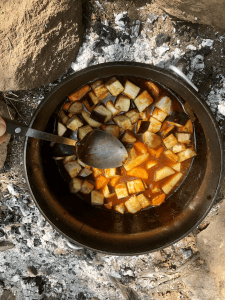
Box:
67, 240, 83, 250
168, 65, 198, 92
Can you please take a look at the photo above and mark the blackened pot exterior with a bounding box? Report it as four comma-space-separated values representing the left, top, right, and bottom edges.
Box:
24, 62, 223, 255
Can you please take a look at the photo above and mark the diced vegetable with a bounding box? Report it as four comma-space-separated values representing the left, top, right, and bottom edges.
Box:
90, 105, 112, 123
152, 107, 167, 122
127, 179, 145, 194
172, 143, 186, 153
102, 184, 116, 198
52, 156, 64, 160
161, 173, 183, 194
145, 80, 160, 98
105, 101, 120, 116
139, 105, 153, 120
178, 149, 197, 162
69, 178, 83, 193
155, 96, 172, 115
93, 168, 103, 177
68, 112, 74, 118
68, 101, 83, 114
81, 110, 102, 127
180, 119, 193, 134
115, 203, 125, 214
146, 160, 158, 169
127, 167, 148, 179
87, 91, 100, 106
148, 117, 162, 133
136, 120, 150, 134
91, 80, 109, 100
101, 124, 120, 138
164, 150, 179, 163
161, 125, 175, 138
59, 110, 69, 125
125, 195, 142, 213
121, 130, 136, 144
62, 101, 71, 111
110, 176, 121, 187
134, 90, 153, 112
124, 153, 149, 171
115, 183, 129, 199
143, 132, 162, 148
64, 161, 82, 178
171, 163, 181, 172
95, 175, 110, 190
91, 190, 104, 205
177, 133, 191, 144
123, 80, 140, 99
104, 168, 121, 178
105, 77, 124, 96
163, 134, 178, 149
134, 141, 148, 154
167, 112, 189, 127
149, 146, 164, 158
68, 85, 90, 101
151, 194, 166, 206
80, 180, 94, 194
155, 166, 175, 181
63, 155, 76, 164
127, 147, 138, 160
152, 185, 161, 193
77, 159, 91, 169
104, 202, 113, 209
115, 95, 130, 112
58, 122, 67, 136
125, 109, 140, 124
79, 168, 93, 177
113, 115, 132, 131
137, 194, 150, 208
78, 125, 93, 140
83, 99, 96, 112
67, 115, 83, 131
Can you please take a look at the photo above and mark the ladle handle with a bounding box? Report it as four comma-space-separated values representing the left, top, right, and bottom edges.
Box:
168, 65, 198, 92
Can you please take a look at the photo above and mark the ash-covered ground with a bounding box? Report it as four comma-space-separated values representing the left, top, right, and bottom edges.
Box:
1, 1, 225, 299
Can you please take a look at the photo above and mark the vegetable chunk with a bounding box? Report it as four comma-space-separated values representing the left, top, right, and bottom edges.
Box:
162, 173, 183, 194
164, 150, 179, 163
113, 115, 132, 131
127, 167, 148, 179
152, 107, 167, 122
69, 178, 83, 193
151, 194, 166, 206
125, 109, 140, 124
68, 101, 83, 114
146, 160, 158, 169
115, 95, 130, 112
155, 166, 175, 181
91, 80, 109, 100
177, 133, 191, 144
123, 80, 140, 99
134, 141, 148, 154
155, 96, 172, 114
64, 161, 82, 178
105, 77, 124, 96
58, 122, 67, 136
171, 163, 181, 172
163, 134, 178, 149
101, 124, 120, 138
102, 184, 116, 198
91, 190, 104, 205
127, 179, 145, 194
95, 175, 109, 190
137, 194, 150, 208
121, 130, 136, 144
145, 80, 160, 98
143, 132, 161, 148
148, 117, 162, 133
90, 105, 112, 123
78, 125, 93, 140
172, 143, 186, 153
134, 90, 153, 112
81, 110, 102, 128
68, 85, 90, 101
178, 149, 197, 162
80, 180, 94, 194
125, 196, 142, 213
124, 153, 149, 171
67, 115, 83, 131
115, 183, 129, 199
115, 203, 125, 214
105, 101, 120, 116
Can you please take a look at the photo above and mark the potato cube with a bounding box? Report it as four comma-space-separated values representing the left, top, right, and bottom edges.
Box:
63, 155, 76, 164
155, 166, 175, 182
171, 163, 181, 172
104, 168, 120, 178
136, 194, 150, 208
162, 173, 183, 194
91, 80, 109, 100
178, 149, 197, 162
125, 196, 142, 213
127, 167, 148, 179
91, 190, 104, 205
152, 108, 167, 122
180, 119, 193, 134
115, 183, 129, 199
146, 160, 158, 169
67, 115, 83, 131
121, 130, 136, 144
68, 101, 83, 114
123, 80, 140, 99
124, 153, 149, 171
102, 184, 116, 198
161, 125, 175, 138
78, 125, 93, 140
134, 141, 148, 154
80, 180, 94, 194
127, 179, 145, 194
125, 109, 140, 124
149, 117, 162, 133
64, 161, 82, 178
155, 96, 172, 115
151, 194, 166, 206
101, 124, 120, 139
105, 101, 120, 116
110, 176, 121, 187
95, 175, 109, 190
127, 147, 138, 160
145, 80, 160, 98
58, 122, 67, 136
93, 168, 103, 177
177, 133, 191, 144
115, 95, 131, 112
82, 110, 101, 128
79, 168, 93, 177
164, 150, 179, 163
134, 90, 153, 112
172, 143, 186, 153
163, 134, 178, 149
143, 132, 162, 148
113, 115, 132, 131
59, 110, 69, 125
69, 178, 83, 193
105, 77, 124, 96
68, 85, 90, 101
115, 203, 125, 214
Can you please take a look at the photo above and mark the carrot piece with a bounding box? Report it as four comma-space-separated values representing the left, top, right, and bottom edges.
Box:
68, 112, 73, 118
155, 146, 164, 158
110, 176, 121, 187
104, 202, 113, 209
62, 101, 71, 110
151, 193, 166, 206
68, 85, 90, 102
127, 167, 148, 179
133, 141, 148, 154
95, 175, 109, 190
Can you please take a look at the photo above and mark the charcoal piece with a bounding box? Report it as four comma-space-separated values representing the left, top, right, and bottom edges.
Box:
167, 112, 189, 126
155, 33, 171, 47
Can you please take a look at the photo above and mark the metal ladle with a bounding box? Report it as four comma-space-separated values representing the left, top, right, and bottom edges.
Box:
5, 118, 128, 169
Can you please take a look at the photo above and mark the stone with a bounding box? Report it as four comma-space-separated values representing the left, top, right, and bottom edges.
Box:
197, 201, 225, 299
0, 241, 14, 252
154, 0, 225, 29
0, 0, 83, 91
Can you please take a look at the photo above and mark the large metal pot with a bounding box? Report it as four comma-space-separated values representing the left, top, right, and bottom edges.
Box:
24, 62, 223, 255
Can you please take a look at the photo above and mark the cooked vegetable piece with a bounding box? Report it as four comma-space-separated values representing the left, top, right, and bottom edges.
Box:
62, 101, 71, 111
59, 110, 69, 125
146, 160, 158, 169
172, 143, 186, 153
69, 178, 83, 193
143, 132, 161, 148
137, 194, 150, 208
93, 168, 103, 177
79, 168, 93, 177
145, 80, 160, 98
161, 125, 175, 137
104, 202, 113, 209
105, 77, 124, 96
101, 124, 120, 138
180, 119, 193, 134
115, 183, 129, 199
110, 176, 121, 187
91, 80, 109, 100
121, 130, 136, 143
88, 91, 100, 106
178, 149, 197, 162
95, 175, 109, 190
90, 105, 112, 123
149, 117, 162, 133
52, 156, 64, 160
162, 173, 183, 194
68, 85, 90, 101
68, 101, 83, 114
127, 167, 148, 179
140, 105, 153, 120
123, 80, 140, 99
134, 141, 148, 154
77, 159, 91, 169
149, 146, 164, 158
167, 112, 189, 127
127, 179, 145, 194
68, 112, 73, 118
105, 101, 120, 116
127, 147, 138, 160
115, 203, 125, 214
91, 190, 104, 205
83, 99, 96, 112
151, 194, 166, 206
81, 110, 102, 127
177, 133, 191, 144
58, 122, 67, 136
171, 163, 181, 172
155, 96, 172, 114
125, 195, 142, 213
125, 109, 140, 124
155, 166, 175, 181
63, 155, 76, 164
115, 95, 130, 112
67, 115, 83, 131
128, 123, 135, 132
64, 161, 82, 178
152, 107, 167, 122
134, 90, 153, 112
124, 153, 149, 171
163, 134, 178, 149
102, 184, 116, 198
78, 125, 93, 140
113, 115, 132, 130
104, 168, 121, 178
164, 150, 179, 163
151, 185, 161, 193
136, 120, 150, 134
80, 180, 94, 194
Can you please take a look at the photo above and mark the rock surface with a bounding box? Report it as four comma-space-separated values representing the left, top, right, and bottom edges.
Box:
154, 0, 225, 29
0, 0, 83, 91
197, 201, 225, 299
